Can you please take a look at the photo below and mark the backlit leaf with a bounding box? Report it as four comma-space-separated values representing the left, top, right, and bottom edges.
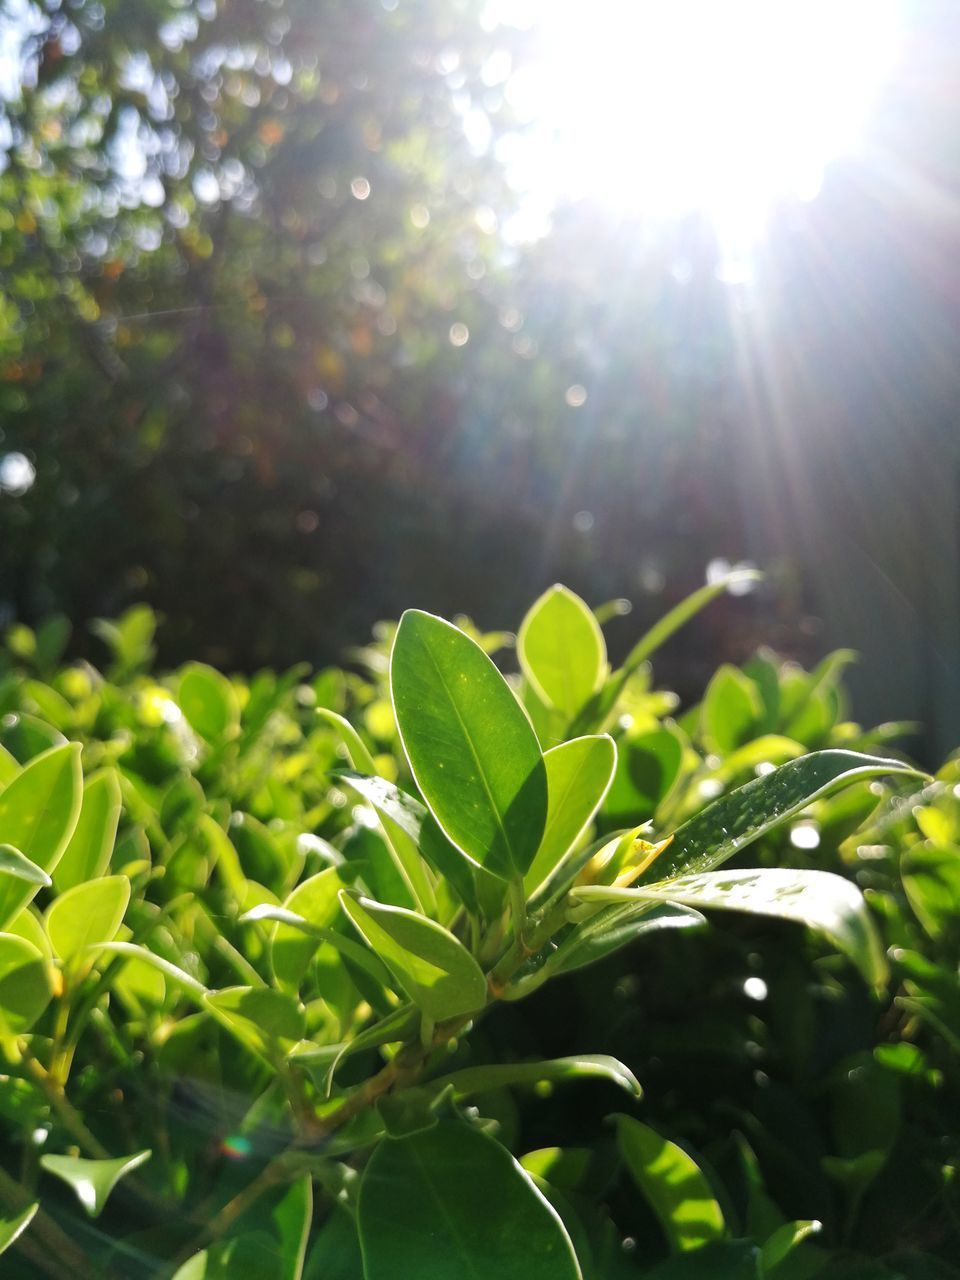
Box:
616, 1115, 725, 1253
0, 743, 82, 928
45, 875, 131, 963
518, 585, 606, 718
524, 735, 616, 898
340, 890, 486, 1021
53, 768, 122, 892
390, 610, 547, 880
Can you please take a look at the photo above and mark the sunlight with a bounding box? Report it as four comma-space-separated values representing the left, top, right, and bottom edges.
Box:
492, 0, 901, 242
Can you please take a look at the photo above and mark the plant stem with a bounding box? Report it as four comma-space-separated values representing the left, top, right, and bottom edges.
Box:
509, 877, 528, 949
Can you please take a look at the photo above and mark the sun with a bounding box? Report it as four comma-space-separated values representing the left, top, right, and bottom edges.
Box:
487, 0, 901, 242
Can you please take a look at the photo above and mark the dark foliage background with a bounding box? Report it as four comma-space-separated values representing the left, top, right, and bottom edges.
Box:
1, 0, 959, 749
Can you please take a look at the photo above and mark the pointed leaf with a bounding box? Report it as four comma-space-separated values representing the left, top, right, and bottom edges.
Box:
525, 736, 616, 898
45, 875, 130, 962
0, 743, 82, 928
40, 1149, 151, 1218
390, 610, 547, 880
0, 933, 52, 1035
433, 1053, 641, 1099
0, 844, 50, 887
616, 1115, 725, 1253
340, 891, 486, 1021
644, 750, 925, 882
53, 768, 122, 892
577, 867, 888, 987
0, 1201, 38, 1257
358, 1119, 582, 1280
518, 585, 606, 717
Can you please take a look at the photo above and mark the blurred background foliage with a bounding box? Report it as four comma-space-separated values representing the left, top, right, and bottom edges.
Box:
0, 0, 958, 753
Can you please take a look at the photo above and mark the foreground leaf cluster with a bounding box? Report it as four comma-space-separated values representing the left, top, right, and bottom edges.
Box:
0, 584, 954, 1278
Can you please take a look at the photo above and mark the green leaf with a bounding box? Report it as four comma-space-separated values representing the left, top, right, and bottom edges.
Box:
0, 743, 83, 928
0, 933, 52, 1035
52, 768, 122, 892
338, 776, 436, 918
267, 868, 344, 989
603, 727, 684, 824
45, 874, 130, 962
0, 844, 50, 887
524, 736, 616, 898
0, 744, 19, 789
432, 1053, 641, 1099
0, 1202, 38, 1257
206, 987, 306, 1061
339, 891, 487, 1022
334, 770, 483, 915
242, 899, 395, 994
530, 902, 704, 989
761, 1220, 822, 1274
615, 1115, 725, 1253
40, 1149, 151, 1218
178, 662, 241, 742
518, 585, 606, 718
390, 610, 548, 881
576, 867, 888, 988
91, 941, 209, 1000
643, 750, 924, 883
701, 665, 762, 754
358, 1119, 582, 1280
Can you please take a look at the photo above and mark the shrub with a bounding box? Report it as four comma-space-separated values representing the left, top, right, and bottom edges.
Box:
0, 580, 955, 1278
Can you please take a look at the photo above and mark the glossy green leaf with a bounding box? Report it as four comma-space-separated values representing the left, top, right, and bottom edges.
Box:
40, 1149, 151, 1218
0, 1202, 38, 1257
576, 867, 888, 988
701, 665, 762, 754
339, 891, 487, 1021
0, 844, 50, 887
358, 1119, 582, 1280
206, 986, 305, 1060
0, 743, 82, 928
390, 610, 548, 880
178, 662, 241, 742
642, 750, 924, 883
616, 1115, 725, 1253
518, 584, 606, 717
0, 933, 52, 1035
524, 735, 616, 898
52, 768, 122, 892
433, 1053, 641, 1099
45, 875, 130, 962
